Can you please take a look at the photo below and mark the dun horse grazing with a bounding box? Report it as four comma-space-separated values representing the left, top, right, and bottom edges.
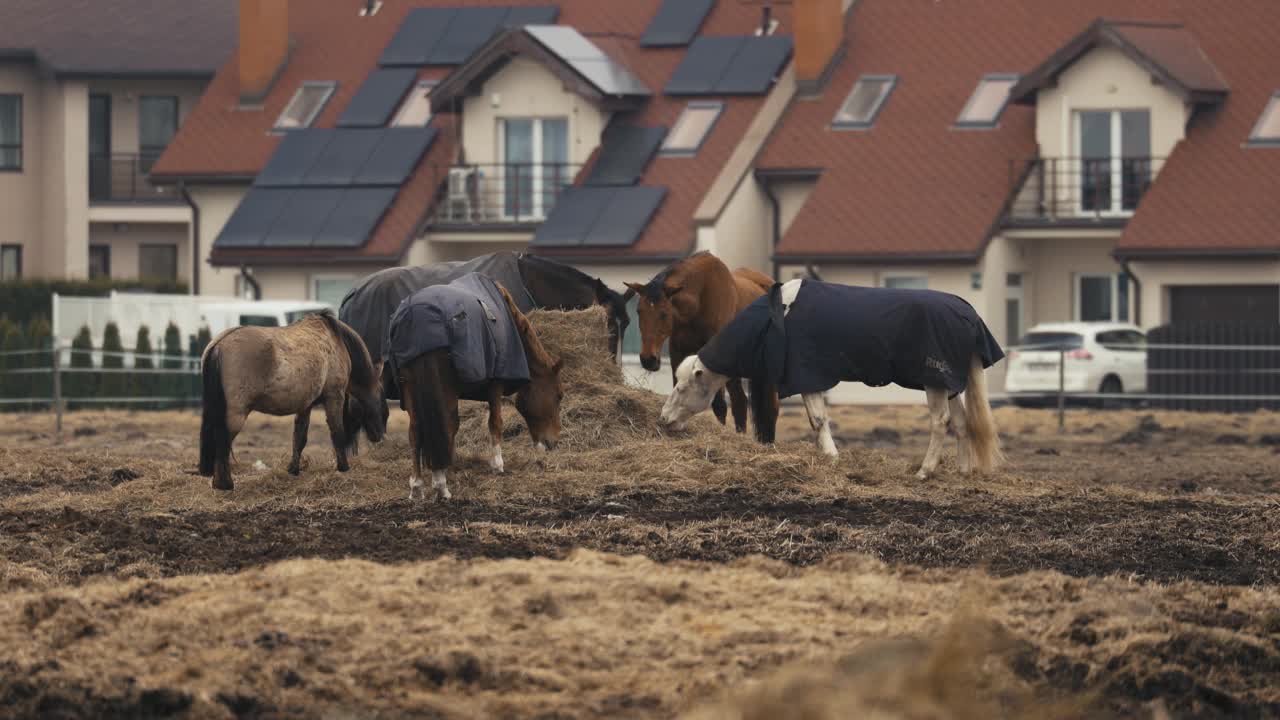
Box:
624, 252, 774, 438
661, 279, 1005, 478
199, 311, 387, 491
387, 273, 563, 501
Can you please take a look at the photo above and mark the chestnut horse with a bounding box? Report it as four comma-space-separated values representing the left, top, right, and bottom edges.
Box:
199, 311, 387, 491
624, 252, 774, 438
397, 283, 564, 501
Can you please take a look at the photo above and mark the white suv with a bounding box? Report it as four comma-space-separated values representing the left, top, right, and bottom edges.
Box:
1004, 322, 1147, 406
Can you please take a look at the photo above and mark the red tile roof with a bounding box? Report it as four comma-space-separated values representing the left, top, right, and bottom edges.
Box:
153, 0, 793, 264
758, 0, 1280, 260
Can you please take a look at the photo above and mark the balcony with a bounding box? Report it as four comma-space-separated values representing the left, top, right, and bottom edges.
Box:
427, 163, 582, 229
89, 153, 179, 204
1004, 156, 1165, 228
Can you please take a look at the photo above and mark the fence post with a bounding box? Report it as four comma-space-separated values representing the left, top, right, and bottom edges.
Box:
52, 341, 63, 441
1057, 348, 1066, 433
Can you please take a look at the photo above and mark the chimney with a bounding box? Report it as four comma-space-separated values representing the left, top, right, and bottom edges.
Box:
794, 0, 844, 94
238, 0, 290, 104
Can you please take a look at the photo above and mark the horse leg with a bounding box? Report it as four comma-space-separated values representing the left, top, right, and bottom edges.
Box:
727, 379, 749, 434
431, 393, 459, 501
948, 394, 972, 475
323, 394, 351, 473
287, 411, 310, 476
212, 409, 244, 491
487, 383, 505, 473
916, 388, 951, 479
802, 392, 838, 458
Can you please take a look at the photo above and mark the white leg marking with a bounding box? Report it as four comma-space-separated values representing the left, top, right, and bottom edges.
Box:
408, 474, 424, 501
916, 388, 950, 479
534, 441, 547, 452
949, 394, 971, 475
432, 469, 451, 501
491, 442, 505, 473
802, 392, 838, 458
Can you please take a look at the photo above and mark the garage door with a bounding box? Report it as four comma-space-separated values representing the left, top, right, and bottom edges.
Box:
1169, 285, 1280, 325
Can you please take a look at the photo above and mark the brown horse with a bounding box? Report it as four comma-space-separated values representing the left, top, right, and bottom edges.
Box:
199, 311, 387, 491
624, 252, 774, 437
398, 284, 564, 501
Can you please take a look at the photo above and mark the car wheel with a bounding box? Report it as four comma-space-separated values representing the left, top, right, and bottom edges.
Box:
1099, 376, 1123, 409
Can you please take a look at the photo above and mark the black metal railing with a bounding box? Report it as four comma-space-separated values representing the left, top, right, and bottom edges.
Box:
427, 163, 582, 226
89, 152, 178, 203
1005, 156, 1164, 225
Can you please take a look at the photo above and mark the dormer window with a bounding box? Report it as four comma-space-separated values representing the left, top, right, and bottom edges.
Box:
392, 81, 436, 127
1076, 110, 1151, 214
833, 75, 896, 129
275, 82, 336, 130
1249, 92, 1280, 145
956, 74, 1018, 127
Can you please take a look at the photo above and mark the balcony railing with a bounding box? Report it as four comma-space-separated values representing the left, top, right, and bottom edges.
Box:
89, 152, 179, 203
427, 163, 582, 228
1004, 156, 1165, 226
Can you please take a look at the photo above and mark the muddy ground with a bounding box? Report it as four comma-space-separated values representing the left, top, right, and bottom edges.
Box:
1, 403, 1278, 719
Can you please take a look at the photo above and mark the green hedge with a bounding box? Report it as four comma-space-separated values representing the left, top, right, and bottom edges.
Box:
0, 279, 186, 332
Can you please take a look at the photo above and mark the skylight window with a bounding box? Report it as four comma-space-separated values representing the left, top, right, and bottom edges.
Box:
274, 82, 336, 130
833, 75, 896, 129
392, 81, 436, 127
661, 101, 723, 155
956, 74, 1019, 127
1249, 92, 1280, 145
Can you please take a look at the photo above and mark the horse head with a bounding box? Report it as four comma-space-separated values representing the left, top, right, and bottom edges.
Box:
623, 280, 685, 372
597, 279, 632, 359
660, 355, 729, 431
324, 313, 388, 445
515, 356, 565, 450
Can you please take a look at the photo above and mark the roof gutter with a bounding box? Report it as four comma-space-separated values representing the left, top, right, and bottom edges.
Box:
1113, 247, 1280, 260
1118, 258, 1141, 327
771, 252, 979, 266
177, 181, 201, 295
149, 173, 255, 187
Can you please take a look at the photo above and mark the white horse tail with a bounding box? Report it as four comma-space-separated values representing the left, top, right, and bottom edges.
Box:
964, 353, 1003, 472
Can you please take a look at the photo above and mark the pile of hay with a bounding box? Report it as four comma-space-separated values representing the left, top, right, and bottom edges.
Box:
455, 306, 718, 453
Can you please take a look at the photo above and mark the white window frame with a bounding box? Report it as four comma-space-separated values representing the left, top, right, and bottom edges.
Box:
311, 274, 357, 308
660, 101, 723, 157
392, 80, 437, 127
833, 75, 897, 130
1074, 272, 1126, 322
1072, 109, 1150, 217
497, 116, 569, 220
881, 273, 927, 290
955, 73, 1019, 128
274, 81, 337, 131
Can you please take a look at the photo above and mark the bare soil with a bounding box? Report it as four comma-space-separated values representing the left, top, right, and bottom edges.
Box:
1, 400, 1278, 719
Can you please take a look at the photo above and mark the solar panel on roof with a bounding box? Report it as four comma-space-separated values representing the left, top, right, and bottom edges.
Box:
716, 36, 793, 94
215, 188, 292, 248
502, 5, 559, 28
530, 186, 615, 247
585, 124, 668, 186
431, 6, 507, 64
664, 36, 744, 95
262, 189, 346, 247
354, 127, 438, 186
641, 0, 714, 47
302, 129, 384, 186
583, 186, 667, 247
337, 68, 418, 128
524, 25, 651, 97
255, 130, 333, 187
379, 7, 456, 66
313, 188, 398, 248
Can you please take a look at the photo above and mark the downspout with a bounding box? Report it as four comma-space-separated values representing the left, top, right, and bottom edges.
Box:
178, 181, 200, 295
760, 177, 782, 281
239, 263, 262, 301
1119, 258, 1141, 327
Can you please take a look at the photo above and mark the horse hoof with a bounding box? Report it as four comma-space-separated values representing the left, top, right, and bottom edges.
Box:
287, 465, 300, 476
435, 490, 452, 502
914, 470, 930, 480
211, 479, 234, 491
336, 462, 351, 473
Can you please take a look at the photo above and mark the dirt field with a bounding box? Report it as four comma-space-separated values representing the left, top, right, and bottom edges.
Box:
1, 313, 1278, 718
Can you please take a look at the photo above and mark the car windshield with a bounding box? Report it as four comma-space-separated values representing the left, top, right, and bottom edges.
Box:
1019, 332, 1084, 351
239, 315, 279, 327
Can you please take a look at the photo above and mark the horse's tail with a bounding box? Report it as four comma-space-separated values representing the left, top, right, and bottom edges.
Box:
749, 377, 778, 444
405, 352, 453, 472
198, 346, 229, 477
964, 354, 1003, 472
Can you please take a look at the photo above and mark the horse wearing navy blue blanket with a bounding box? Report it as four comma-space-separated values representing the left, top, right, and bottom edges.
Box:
389, 273, 563, 501
660, 279, 1005, 478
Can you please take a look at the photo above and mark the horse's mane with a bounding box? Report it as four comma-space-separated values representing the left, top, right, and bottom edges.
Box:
641, 251, 712, 302
494, 283, 557, 371
316, 310, 377, 387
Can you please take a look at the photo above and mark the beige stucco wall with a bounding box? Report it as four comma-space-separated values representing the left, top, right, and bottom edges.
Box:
0, 63, 43, 272
458, 57, 609, 168
88, 222, 191, 282
1035, 46, 1187, 160
41, 79, 90, 278
188, 185, 248, 297
696, 174, 772, 276
86, 77, 206, 156
1015, 235, 1122, 325
1129, 260, 1280, 328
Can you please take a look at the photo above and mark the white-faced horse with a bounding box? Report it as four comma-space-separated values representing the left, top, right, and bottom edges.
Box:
659, 279, 1004, 478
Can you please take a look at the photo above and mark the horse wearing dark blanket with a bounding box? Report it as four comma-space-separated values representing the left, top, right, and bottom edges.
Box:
660, 279, 1005, 478
388, 273, 563, 501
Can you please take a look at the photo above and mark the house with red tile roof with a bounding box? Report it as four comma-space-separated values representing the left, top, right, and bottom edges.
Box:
0, 0, 235, 284
758, 0, 1280, 395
